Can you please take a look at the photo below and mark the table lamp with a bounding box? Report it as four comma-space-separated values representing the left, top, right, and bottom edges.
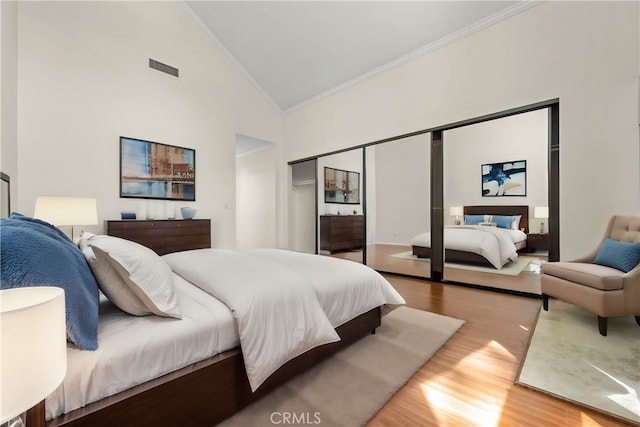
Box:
1, 287, 67, 426
449, 206, 463, 225
534, 206, 549, 234
33, 196, 98, 242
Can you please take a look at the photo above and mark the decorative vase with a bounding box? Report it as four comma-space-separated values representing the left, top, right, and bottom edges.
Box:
181, 207, 196, 220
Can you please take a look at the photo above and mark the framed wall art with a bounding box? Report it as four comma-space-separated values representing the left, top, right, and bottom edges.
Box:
324, 167, 360, 204
481, 160, 526, 197
120, 136, 195, 201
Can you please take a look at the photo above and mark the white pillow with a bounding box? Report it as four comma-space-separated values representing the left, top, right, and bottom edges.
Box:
511, 215, 522, 230
79, 233, 181, 318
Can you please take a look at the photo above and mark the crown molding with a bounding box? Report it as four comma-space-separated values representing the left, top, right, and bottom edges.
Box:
284, 0, 544, 115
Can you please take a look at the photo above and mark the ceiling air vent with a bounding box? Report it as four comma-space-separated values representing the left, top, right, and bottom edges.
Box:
149, 59, 179, 78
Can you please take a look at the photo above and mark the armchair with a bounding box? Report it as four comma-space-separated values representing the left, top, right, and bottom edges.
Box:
541, 215, 640, 336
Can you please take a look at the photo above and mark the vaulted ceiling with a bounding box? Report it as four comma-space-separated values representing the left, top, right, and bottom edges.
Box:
187, 1, 540, 112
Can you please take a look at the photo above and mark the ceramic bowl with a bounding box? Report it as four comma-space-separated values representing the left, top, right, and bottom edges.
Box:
180, 207, 196, 220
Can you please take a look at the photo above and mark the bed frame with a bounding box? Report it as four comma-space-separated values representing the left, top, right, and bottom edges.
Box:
37, 220, 382, 427
412, 205, 529, 266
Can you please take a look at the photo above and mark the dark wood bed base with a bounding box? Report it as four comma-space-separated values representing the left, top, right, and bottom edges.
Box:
412, 205, 530, 267
38, 220, 382, 427
45, 307, 380, 427
412, 246, 494, 265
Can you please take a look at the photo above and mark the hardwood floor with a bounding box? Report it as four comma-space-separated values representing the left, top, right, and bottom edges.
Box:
367, 274, 634, 427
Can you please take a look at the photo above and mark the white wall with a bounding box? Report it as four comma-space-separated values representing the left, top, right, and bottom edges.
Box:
236, 144, 276, 250
1, 1, 18, 204
15, 1, 282, 248
284, 1, 640, 259
444, 109, 548, 230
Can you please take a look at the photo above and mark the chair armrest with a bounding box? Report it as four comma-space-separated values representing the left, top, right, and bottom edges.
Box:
622, 262, 640, 286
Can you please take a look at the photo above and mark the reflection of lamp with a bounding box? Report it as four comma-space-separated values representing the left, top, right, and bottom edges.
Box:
34, 196, 98, 241
450, 206, 463, 225
1, 287, 67, 426
535, 206, 549, 234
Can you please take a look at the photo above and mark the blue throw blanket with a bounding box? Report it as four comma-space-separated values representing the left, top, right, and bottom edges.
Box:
1, 213, 99, 350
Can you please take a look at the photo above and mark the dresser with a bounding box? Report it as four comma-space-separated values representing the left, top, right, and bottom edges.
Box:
320, 215, 364, 254
106, 219, 211, 255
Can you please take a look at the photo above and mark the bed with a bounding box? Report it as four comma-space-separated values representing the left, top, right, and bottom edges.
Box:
0, 215, 404, 427
410, 205, 529, 269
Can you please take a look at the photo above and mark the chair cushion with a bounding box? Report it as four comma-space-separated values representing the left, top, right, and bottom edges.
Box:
542, 262, 625, 291
593, 238, 640, 273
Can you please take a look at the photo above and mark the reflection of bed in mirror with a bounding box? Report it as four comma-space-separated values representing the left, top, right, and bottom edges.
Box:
410, 205, 529, 269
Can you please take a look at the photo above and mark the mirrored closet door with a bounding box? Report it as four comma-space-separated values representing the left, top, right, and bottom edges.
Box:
364, 134, 431, 278
442, 109, 549, 293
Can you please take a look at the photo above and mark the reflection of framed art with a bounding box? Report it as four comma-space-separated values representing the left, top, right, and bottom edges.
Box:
120, 136, 196, 201
324, 167, 360, 204
482, 160, 526, 197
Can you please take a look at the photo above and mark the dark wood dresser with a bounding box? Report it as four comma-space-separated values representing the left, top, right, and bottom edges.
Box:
320, 215, 364, 254
106, 219, 211, 255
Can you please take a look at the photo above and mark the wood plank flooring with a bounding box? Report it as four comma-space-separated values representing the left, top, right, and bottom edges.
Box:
367, 275, 634, 426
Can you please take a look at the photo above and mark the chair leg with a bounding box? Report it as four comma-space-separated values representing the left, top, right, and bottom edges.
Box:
597, 316, 607, 336
542, 294, 549, 311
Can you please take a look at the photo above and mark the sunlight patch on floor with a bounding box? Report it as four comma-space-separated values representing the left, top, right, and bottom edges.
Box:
420, 382, 504, 426
455, 340, 516, 373
586, 361, 640, 417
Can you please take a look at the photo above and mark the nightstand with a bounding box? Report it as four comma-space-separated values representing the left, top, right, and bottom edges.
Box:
527, 233, 550, 252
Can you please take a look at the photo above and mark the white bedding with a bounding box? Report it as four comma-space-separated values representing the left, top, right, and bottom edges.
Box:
410, 225, 526, 269
246, 249, 405, 326
163, 249, 341, 392
45, 274, 239, 420
47, 248, 405, 419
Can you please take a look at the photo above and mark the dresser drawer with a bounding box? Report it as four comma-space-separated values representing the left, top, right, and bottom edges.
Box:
106, 219, 211, 255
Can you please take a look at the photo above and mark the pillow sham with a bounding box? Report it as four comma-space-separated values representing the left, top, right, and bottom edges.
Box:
593, 238, 640, 273
464, 214, 486, 225
479, 222, 497, 227
491, 215, 521, 230
79, 233, 181, 318
1, 213, 99, 350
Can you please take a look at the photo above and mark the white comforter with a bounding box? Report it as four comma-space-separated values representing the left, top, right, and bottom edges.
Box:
410, 225, 525, 269
163, 249, 340, 392
246, 249, 405, 325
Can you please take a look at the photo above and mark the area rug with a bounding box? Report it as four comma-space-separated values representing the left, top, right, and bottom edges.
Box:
390, 251, 536, 276
220, 306, 464, 427
516, 300, 640, 425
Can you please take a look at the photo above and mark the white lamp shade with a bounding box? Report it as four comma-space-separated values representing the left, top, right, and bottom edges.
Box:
449, 206, 464, 216
534, 206, 549, 219
34, 196, 98, 226
0, 287, 67, 423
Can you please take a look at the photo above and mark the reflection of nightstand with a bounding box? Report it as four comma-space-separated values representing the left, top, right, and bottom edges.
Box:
527, 233, 549, 252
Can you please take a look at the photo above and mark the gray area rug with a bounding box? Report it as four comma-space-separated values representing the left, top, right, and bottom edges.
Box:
390, 251, 536, 276
220, 306, 464, 427
517, 300, 640, 425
